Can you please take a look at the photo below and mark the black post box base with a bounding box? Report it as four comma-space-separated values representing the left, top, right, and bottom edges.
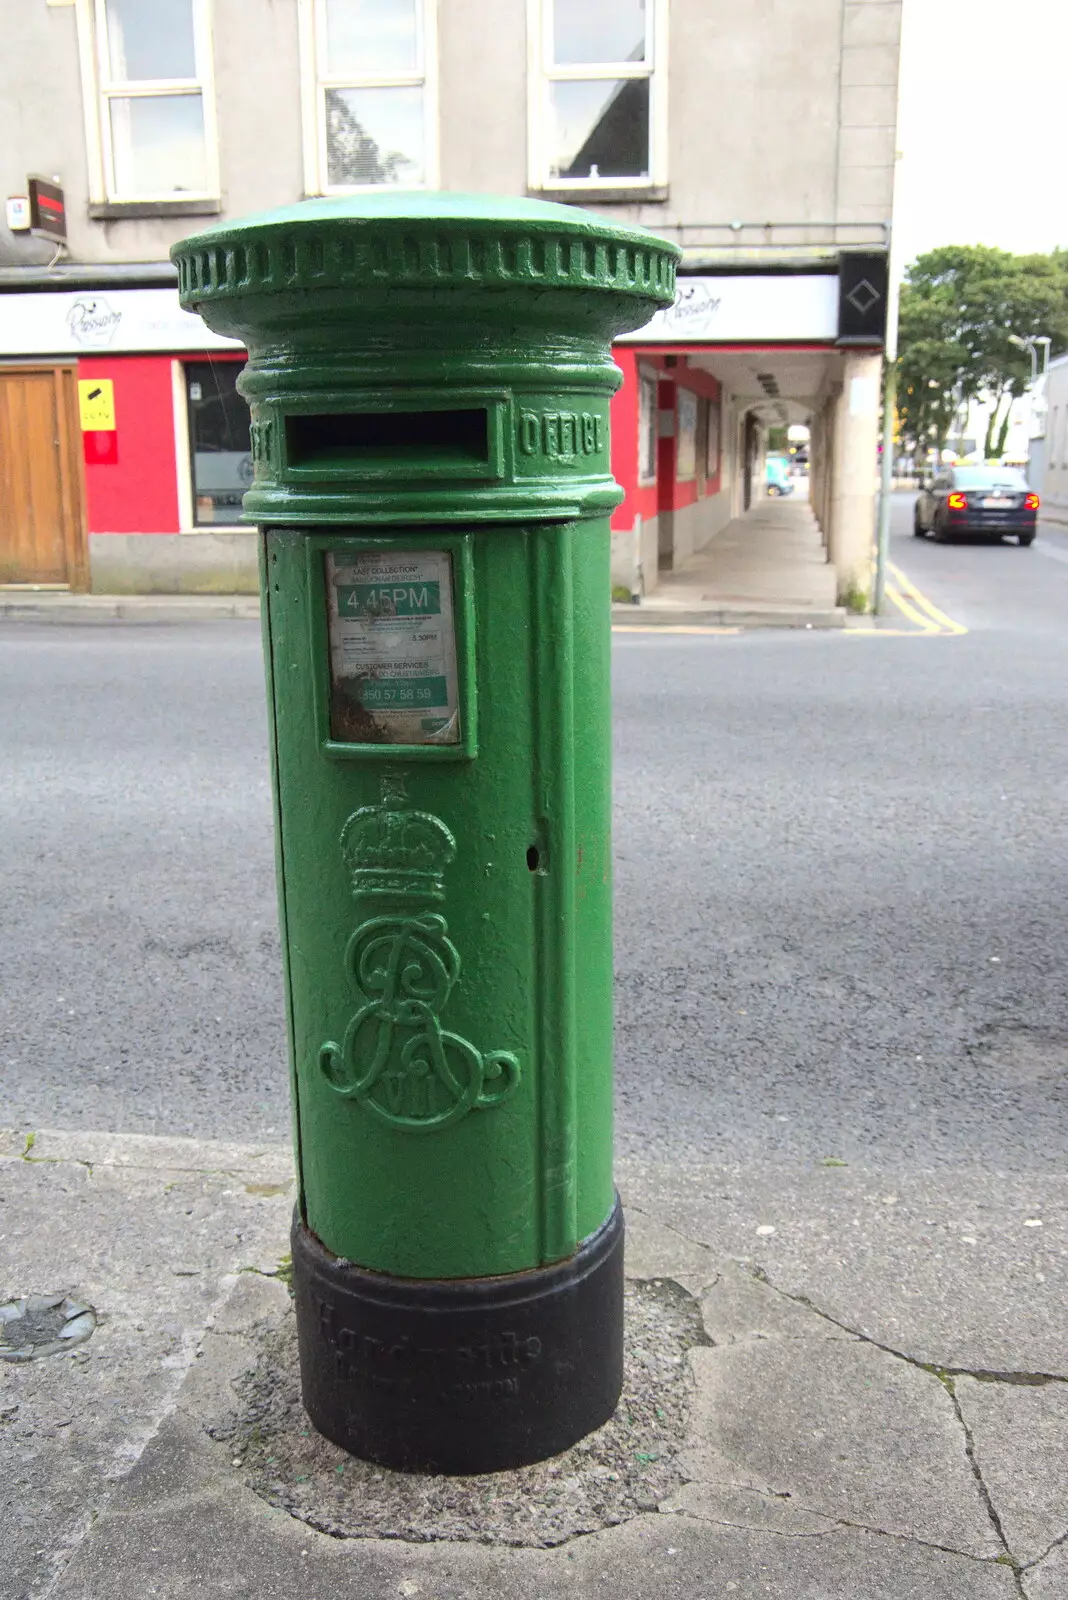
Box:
290, 1198, 624, 1475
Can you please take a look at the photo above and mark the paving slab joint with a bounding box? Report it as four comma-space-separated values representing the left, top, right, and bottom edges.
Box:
624, 1203, 721, 1295
941, 1375, 1027, 1595
743, 1263, 1048, 1592
1022, 1526, 1068, 1575
665, 1489, 1023, 1569
744, 1265, 1068, 1387
663, 1506, 836, 1541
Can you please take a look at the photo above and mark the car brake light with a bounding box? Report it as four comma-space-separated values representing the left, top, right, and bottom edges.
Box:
1026, 493, 1040, 510
947, 492, 967, 509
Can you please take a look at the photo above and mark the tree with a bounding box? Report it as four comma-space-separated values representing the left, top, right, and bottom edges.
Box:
897, 246, 1068, 464
325, 92, 414, 187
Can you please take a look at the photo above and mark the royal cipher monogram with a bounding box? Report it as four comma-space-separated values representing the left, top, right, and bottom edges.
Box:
318, 775, 520, 1131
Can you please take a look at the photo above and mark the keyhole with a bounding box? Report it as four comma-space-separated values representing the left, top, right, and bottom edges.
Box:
526, 846, 540, 872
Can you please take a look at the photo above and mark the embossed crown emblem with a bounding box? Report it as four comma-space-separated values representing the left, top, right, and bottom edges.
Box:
340, 775, 456, 902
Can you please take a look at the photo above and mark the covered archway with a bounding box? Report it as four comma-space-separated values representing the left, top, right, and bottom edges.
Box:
610, 340, 882, 606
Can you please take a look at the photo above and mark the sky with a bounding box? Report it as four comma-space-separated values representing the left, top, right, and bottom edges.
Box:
893, 0, 1068, 270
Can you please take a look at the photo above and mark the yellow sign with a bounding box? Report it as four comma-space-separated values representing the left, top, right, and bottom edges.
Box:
77, 378, 115, 431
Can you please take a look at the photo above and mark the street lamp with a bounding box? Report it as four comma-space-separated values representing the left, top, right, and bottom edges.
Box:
1009, 333, 1044, 386
1009, 333, 1052, 444
927, 378, 941, 473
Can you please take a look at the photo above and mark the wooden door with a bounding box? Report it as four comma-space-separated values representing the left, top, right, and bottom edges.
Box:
0, 366, 87, 587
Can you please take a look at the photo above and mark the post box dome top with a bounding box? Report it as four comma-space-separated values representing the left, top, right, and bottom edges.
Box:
170, 190, 680, 342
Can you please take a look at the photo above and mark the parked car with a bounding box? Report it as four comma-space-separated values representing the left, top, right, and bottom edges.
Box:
765, 456, 795, 497
913, 465, 1039, 545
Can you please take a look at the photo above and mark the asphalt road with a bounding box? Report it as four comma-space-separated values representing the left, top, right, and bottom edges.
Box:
4, 493, 1068, 1173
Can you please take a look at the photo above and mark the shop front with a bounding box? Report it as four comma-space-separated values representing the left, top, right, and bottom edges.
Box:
0, 278, 251, 593
610, 257, 888, 602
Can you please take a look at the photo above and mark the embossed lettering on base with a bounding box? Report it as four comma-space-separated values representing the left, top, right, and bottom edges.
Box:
316, 1293, 542, 1401
319, 775, 520, 1131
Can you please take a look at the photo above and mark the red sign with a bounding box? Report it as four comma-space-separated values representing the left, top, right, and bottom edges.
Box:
83, 429, 119, 466
28, 177, 66, 244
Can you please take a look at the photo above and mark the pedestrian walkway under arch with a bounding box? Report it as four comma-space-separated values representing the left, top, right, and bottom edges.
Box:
618, 494, 842, 626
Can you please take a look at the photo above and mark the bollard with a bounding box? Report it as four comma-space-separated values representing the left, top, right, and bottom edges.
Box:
172, 194, 679, 1473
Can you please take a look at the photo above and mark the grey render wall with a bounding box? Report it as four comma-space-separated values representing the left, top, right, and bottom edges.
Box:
1037, 357, 1068, 521
0, 0, 304, 269
656, 0, 845, 231
438, 0, 528, 193
0, 2, 86, 269
436, 0, 901, 240
2, 1, 901, 270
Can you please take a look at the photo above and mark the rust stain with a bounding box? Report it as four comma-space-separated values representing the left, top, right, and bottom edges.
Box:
329, 681, 390, 743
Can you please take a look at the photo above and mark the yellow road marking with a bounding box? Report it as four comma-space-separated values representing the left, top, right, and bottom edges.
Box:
885, 582, 940, 633
612, 563, 968, 639
886, 560, 968, 634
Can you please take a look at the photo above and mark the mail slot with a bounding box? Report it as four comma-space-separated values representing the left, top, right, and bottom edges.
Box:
285, 406, 494, 476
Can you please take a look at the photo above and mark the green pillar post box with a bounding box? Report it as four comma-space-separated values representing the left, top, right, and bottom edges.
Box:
172, 194, 678, 1473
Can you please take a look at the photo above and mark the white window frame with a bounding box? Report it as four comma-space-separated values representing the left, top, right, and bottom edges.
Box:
527, 0, 668, 193
676, 387, 697, 481
74, 0, 219, 204
298, 0, 439, 196
638, 368, 658, 485
705, 394, 721, 482
172, 358, 196, 532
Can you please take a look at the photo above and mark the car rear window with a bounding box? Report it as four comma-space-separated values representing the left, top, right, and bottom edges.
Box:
953, 467, 1029, 489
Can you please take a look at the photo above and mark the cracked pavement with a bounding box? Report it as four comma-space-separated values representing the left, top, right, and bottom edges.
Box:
3, 1132, 1065, 1599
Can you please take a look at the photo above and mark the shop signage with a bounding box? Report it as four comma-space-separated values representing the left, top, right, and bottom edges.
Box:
0, 287, 243, 356
77, 377, 115, 430
28, 178, 66, 244
837, 253, 890, 346
618, 274, 840, 344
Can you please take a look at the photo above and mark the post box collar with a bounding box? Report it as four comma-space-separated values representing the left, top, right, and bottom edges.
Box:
170, 190, 680, 332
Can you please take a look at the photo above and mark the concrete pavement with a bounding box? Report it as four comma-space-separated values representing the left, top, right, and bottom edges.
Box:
1, 493, 846, 631
3, 1129, 1064, 1598
0, 591, 260, 621
615, 494, 845, 630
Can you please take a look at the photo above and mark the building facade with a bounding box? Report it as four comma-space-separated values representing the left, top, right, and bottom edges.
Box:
1031, 353, 1068, 522
1, 0, 901, 598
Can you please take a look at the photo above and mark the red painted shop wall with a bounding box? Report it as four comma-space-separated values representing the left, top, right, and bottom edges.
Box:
78, 355, 179, 534
611, 347, 658, 530
610, 348, 723, 528
651, 357, 723, 513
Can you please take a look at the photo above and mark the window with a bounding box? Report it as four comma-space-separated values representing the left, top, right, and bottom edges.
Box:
638, 371, 658, 484
89, 0, 218, 201
676, 389, 697, 480
952, 467, 1028, 490
186, 362, 252, 526
705, 397, 721, 481
530, 0, 666, 192
299, 0, 437, 192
